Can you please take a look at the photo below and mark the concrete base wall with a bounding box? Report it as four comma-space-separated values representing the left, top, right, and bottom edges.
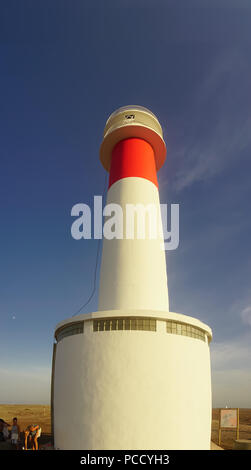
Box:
53, 311, 212, 450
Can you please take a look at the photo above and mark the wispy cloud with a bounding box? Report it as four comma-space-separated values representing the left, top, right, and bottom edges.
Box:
211, 334, 251, 371
0, 366, 51, 404
211, 334, 251, 407
169, 50, 251, 191
212, 369, 251, 408
241, 306, 251, 326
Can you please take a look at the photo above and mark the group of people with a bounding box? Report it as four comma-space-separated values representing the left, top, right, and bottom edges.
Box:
0, 417, 20, 447
0, 417, 42, 450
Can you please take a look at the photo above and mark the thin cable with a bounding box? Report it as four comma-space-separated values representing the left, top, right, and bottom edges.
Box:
72, 172, 108, 317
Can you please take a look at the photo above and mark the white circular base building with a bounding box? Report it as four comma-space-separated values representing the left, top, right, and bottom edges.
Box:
52, 310, 212, 450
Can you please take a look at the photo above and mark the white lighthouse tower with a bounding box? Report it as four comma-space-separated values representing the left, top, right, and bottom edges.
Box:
52, 106, 212, 450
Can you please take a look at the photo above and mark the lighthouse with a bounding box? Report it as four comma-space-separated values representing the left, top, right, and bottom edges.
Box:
52, 105, 212, 450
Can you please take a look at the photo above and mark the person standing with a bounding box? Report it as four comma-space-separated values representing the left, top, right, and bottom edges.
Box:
10, 417, 20, 448
1, 419, 10, 440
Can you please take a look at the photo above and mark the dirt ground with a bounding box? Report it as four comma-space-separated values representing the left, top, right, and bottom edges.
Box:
0, 405, 251, 450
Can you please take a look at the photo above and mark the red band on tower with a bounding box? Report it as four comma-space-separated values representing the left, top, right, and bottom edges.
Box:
108, 138, 158, 189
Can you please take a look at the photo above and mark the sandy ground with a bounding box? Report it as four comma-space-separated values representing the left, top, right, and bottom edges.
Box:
210, 441, 223, 450
0, 405, 251, 450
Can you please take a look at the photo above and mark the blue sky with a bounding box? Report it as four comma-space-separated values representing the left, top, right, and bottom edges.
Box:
0, 0, 251, 406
